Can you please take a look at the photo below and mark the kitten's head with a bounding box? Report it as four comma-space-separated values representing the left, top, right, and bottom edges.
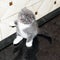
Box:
18, 8, 35, 24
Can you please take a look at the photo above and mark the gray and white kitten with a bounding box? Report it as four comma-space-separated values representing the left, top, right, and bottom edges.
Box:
13, 8, 38, 47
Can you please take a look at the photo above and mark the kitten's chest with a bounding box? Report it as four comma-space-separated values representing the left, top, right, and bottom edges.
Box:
18, 22, 31, 38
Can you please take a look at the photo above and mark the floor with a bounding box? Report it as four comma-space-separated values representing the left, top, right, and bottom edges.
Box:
0, 15, 60, 60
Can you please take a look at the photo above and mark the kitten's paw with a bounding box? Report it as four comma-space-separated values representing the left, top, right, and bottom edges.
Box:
26, 40, 33, 47
13, 36, 23, 45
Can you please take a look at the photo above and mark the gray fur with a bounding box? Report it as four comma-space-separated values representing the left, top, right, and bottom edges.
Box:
18, 7, 35, 24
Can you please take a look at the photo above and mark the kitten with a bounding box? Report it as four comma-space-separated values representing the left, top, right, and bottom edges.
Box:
13, 7, 38, 47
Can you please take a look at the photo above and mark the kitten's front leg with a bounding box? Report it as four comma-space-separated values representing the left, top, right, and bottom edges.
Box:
26, 35, 35, 47
13, 20, 24, 45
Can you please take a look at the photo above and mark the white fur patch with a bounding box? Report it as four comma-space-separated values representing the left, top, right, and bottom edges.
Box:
26, 39, 33, 47
13, 36, 23, 44
18, 22, 31, 38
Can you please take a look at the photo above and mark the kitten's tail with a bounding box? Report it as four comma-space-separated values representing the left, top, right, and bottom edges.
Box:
37, 34, 52, 44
